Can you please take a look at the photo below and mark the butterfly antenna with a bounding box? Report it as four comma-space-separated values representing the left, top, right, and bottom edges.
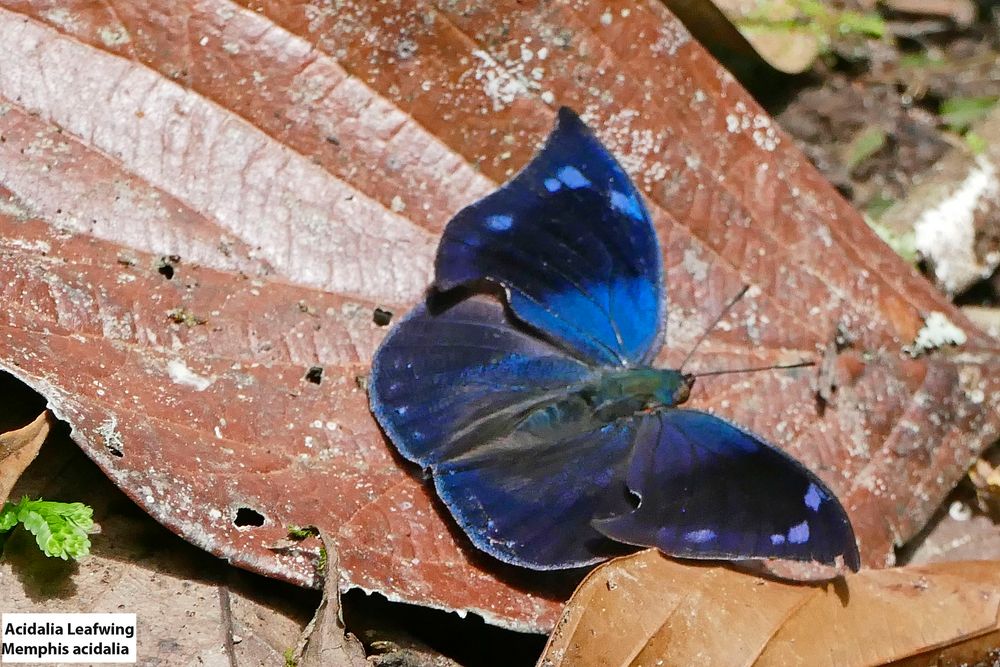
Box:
691, 360, 815, 378
678, 285, 750, 371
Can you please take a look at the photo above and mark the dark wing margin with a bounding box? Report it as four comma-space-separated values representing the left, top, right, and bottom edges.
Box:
593, 410, 861, 571
434, 108, 663, 367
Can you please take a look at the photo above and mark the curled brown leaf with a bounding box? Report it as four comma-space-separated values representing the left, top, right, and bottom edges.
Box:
541, 550, 1000, 666
292, 529, 367, 667
0, 411, 51, 505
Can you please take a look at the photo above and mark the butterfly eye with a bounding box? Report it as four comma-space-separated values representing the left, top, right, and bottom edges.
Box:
675, 380, 692, 405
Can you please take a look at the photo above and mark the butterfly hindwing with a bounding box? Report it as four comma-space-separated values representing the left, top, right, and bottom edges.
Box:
435, 108, 663, 366
370, 294, 633, 567
593, 410, 861, 570
435, 419, 636, 568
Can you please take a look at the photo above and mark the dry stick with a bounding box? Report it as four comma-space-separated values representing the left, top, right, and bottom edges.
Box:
217, 586, 239, 667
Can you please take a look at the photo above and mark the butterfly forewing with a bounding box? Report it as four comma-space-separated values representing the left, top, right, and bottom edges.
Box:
434, 108, 663, 367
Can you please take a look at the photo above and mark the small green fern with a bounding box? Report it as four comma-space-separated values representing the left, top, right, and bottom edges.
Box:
0, 496, 94, 560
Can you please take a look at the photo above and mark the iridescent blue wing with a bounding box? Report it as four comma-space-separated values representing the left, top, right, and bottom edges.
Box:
435, 108, 662, 367
370, 294, 632, 567
370, 295, 594, 467
593, 410, 861, 570
434, 420, 635, 568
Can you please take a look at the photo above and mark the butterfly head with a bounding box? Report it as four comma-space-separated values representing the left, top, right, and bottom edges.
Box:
677, 373, 695, 404
648, 369, 694, 408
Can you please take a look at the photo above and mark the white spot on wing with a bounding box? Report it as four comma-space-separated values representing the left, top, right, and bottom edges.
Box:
557, 165, 591, 189
486, 214, 514, 231
683, 528, 716, 544
787, 520, 810, 544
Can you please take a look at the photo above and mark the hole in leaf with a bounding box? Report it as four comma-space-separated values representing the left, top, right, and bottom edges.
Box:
233, 507, 265, 528
373, 307, 393, 326
955, 275, 998, 307
304, 366, 324, 385
157, 255, 180, 280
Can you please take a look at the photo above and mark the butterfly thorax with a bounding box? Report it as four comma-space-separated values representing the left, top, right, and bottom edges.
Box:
585, 368, 693, 422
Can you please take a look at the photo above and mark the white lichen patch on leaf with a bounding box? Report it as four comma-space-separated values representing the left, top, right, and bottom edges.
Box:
682, 247, 709, 282
41, 8, 80, 32
958, 365, 988, 405
664, 306, 709, 348
96, 416, 124, 455
724, 101, 780, 152
904, 312, 968, 357
3, 237, 50, 253
913, 154, 1000, 294
97, 24, 131, 47
166, 359, 215, 391
598, 109, 671, 186
649, 20, 691, 57
469, 48, 540, 112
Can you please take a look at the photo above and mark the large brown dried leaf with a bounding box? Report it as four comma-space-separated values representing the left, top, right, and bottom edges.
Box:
540, 550, 1000, 666
0, 0, 998, 632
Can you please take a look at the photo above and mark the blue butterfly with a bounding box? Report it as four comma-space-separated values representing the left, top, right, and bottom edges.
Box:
370, 108, 860, 572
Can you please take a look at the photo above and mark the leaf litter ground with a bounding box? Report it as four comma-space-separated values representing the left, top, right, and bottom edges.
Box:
1, 1, 999, 665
